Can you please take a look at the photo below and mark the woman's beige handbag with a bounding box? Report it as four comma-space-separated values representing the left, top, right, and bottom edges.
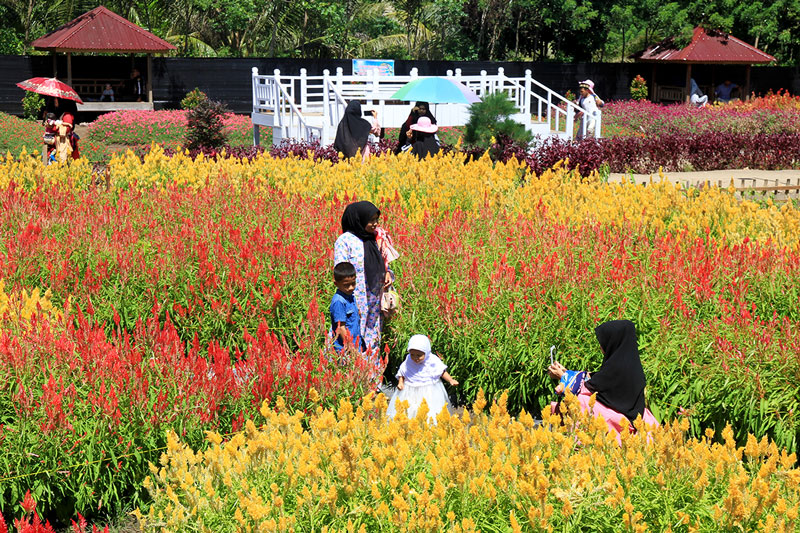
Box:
381, 286, 400, 318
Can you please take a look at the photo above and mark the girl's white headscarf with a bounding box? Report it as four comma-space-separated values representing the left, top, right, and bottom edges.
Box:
407, 334, 432, 357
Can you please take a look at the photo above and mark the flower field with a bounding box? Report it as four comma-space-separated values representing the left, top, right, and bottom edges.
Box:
602, 91, 800, 137
140, 393, 800, 532
0, 139, 800, 528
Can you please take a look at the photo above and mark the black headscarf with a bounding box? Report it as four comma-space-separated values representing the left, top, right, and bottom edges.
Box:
585, 320, 647, 421
334, 101, 371, 159
341, 201, 385, 294
395, 102, 437, 153
44, 97, 78, 120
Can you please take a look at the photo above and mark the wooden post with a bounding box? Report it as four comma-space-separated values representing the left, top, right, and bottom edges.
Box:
52, 53, 57, 77
67, 52, 73, 87
146, 53, 153, 104
685, 63, 692, 103
524, 69, 532, 116
711, 65, 716, 103
651, 64, 656, 101
745, 64, 751, 100
497, 67, 505, 93
300, 68, 307, 111
322, 69, 330, 145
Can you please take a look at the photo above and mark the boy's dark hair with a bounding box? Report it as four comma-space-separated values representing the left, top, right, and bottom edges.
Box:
333, 262, 357, 281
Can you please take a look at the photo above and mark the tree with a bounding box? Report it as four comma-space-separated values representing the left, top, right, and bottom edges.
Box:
464, 92, 532, 150
604, 0, 638, 61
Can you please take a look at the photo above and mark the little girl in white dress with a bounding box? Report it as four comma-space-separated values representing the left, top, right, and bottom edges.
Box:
387, 334, 459, 423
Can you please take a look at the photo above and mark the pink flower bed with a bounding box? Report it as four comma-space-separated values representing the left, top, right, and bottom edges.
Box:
86, 110, 252, 147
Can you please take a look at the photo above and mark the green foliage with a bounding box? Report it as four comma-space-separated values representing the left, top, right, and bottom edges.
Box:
630, 75, 649, 101
3, 0, 800, 63
463, 92, 532, 152
21, 92, 45, 121
180, 87, 208, 110
185, 98, 229, 150
0, 27, 24, 54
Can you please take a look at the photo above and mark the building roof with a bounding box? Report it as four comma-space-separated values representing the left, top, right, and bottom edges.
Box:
633, 27, 775, 64
31, 6, 176, 53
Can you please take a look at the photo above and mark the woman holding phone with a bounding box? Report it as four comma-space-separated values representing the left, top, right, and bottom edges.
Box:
548, 320, 659, 441
334, 101, 381, 161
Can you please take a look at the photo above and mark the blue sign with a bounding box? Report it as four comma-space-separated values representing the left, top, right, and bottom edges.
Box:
352, 59, 395, 76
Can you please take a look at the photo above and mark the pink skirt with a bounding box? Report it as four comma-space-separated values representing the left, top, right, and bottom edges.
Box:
551, 383, 659, 444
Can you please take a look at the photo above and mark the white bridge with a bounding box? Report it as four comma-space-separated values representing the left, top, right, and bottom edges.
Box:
250, 67, 600, 147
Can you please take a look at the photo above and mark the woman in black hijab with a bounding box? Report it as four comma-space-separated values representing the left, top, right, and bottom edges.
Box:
333, 201, 392, 352
409, 116, 440, 160
394, 101, 437, 154
585, 320, 647, 420
334, 101, 372, 159
548, 320, 658, 436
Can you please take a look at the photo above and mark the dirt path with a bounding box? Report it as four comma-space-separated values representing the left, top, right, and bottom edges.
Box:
74, 123, 90, 140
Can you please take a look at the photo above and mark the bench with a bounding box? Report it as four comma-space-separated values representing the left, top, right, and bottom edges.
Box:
72, 78, 154, 112
655, 85, 685, 103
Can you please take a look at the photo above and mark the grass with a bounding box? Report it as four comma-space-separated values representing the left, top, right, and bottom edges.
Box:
0, 113, 43, 158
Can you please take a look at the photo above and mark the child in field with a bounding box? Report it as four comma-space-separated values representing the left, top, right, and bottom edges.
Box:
329, 262, 364, 353
387, 334, 458, 423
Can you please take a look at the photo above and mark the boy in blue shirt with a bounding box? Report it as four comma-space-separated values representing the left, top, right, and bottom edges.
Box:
330, 262, 363, 353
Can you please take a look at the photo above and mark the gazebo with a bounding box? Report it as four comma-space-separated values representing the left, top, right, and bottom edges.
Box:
31, 6, 176, 111
633, 27, 776, 103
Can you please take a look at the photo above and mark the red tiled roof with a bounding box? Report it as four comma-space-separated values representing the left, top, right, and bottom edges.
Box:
634, 27, 775, 64
31, 6, 176, 53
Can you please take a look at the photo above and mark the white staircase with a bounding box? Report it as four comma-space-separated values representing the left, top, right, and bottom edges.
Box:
251, 67, 600, 147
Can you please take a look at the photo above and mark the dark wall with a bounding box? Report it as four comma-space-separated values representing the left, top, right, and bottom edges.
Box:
2, 54, 799, 115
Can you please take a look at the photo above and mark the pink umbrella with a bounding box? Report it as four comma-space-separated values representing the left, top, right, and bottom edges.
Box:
16, 77, 83, 104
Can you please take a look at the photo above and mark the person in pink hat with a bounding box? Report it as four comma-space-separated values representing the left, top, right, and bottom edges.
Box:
408, 116, 440, 159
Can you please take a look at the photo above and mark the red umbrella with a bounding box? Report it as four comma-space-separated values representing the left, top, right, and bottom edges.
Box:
16, 77, 83, 104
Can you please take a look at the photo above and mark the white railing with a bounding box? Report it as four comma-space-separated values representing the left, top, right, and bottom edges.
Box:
251, 67, 322, 144
251, 66, 601, 146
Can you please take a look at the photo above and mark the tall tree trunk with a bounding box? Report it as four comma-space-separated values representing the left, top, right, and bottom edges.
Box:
620, 26, 626, 62
478, 4, 488, 58
24, 0, 36, 43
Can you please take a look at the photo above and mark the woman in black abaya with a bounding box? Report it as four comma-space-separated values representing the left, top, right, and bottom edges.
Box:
334, 101, 376, 160
547, 320, 659, 440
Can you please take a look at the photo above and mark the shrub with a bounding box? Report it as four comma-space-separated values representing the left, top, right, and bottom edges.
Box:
185, 98, 229, 150
526, 132, 800, 174
464, 92, 532, 155
21, 92, 45, 121
630, 75, 648, 101
180, 87, 208, 110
